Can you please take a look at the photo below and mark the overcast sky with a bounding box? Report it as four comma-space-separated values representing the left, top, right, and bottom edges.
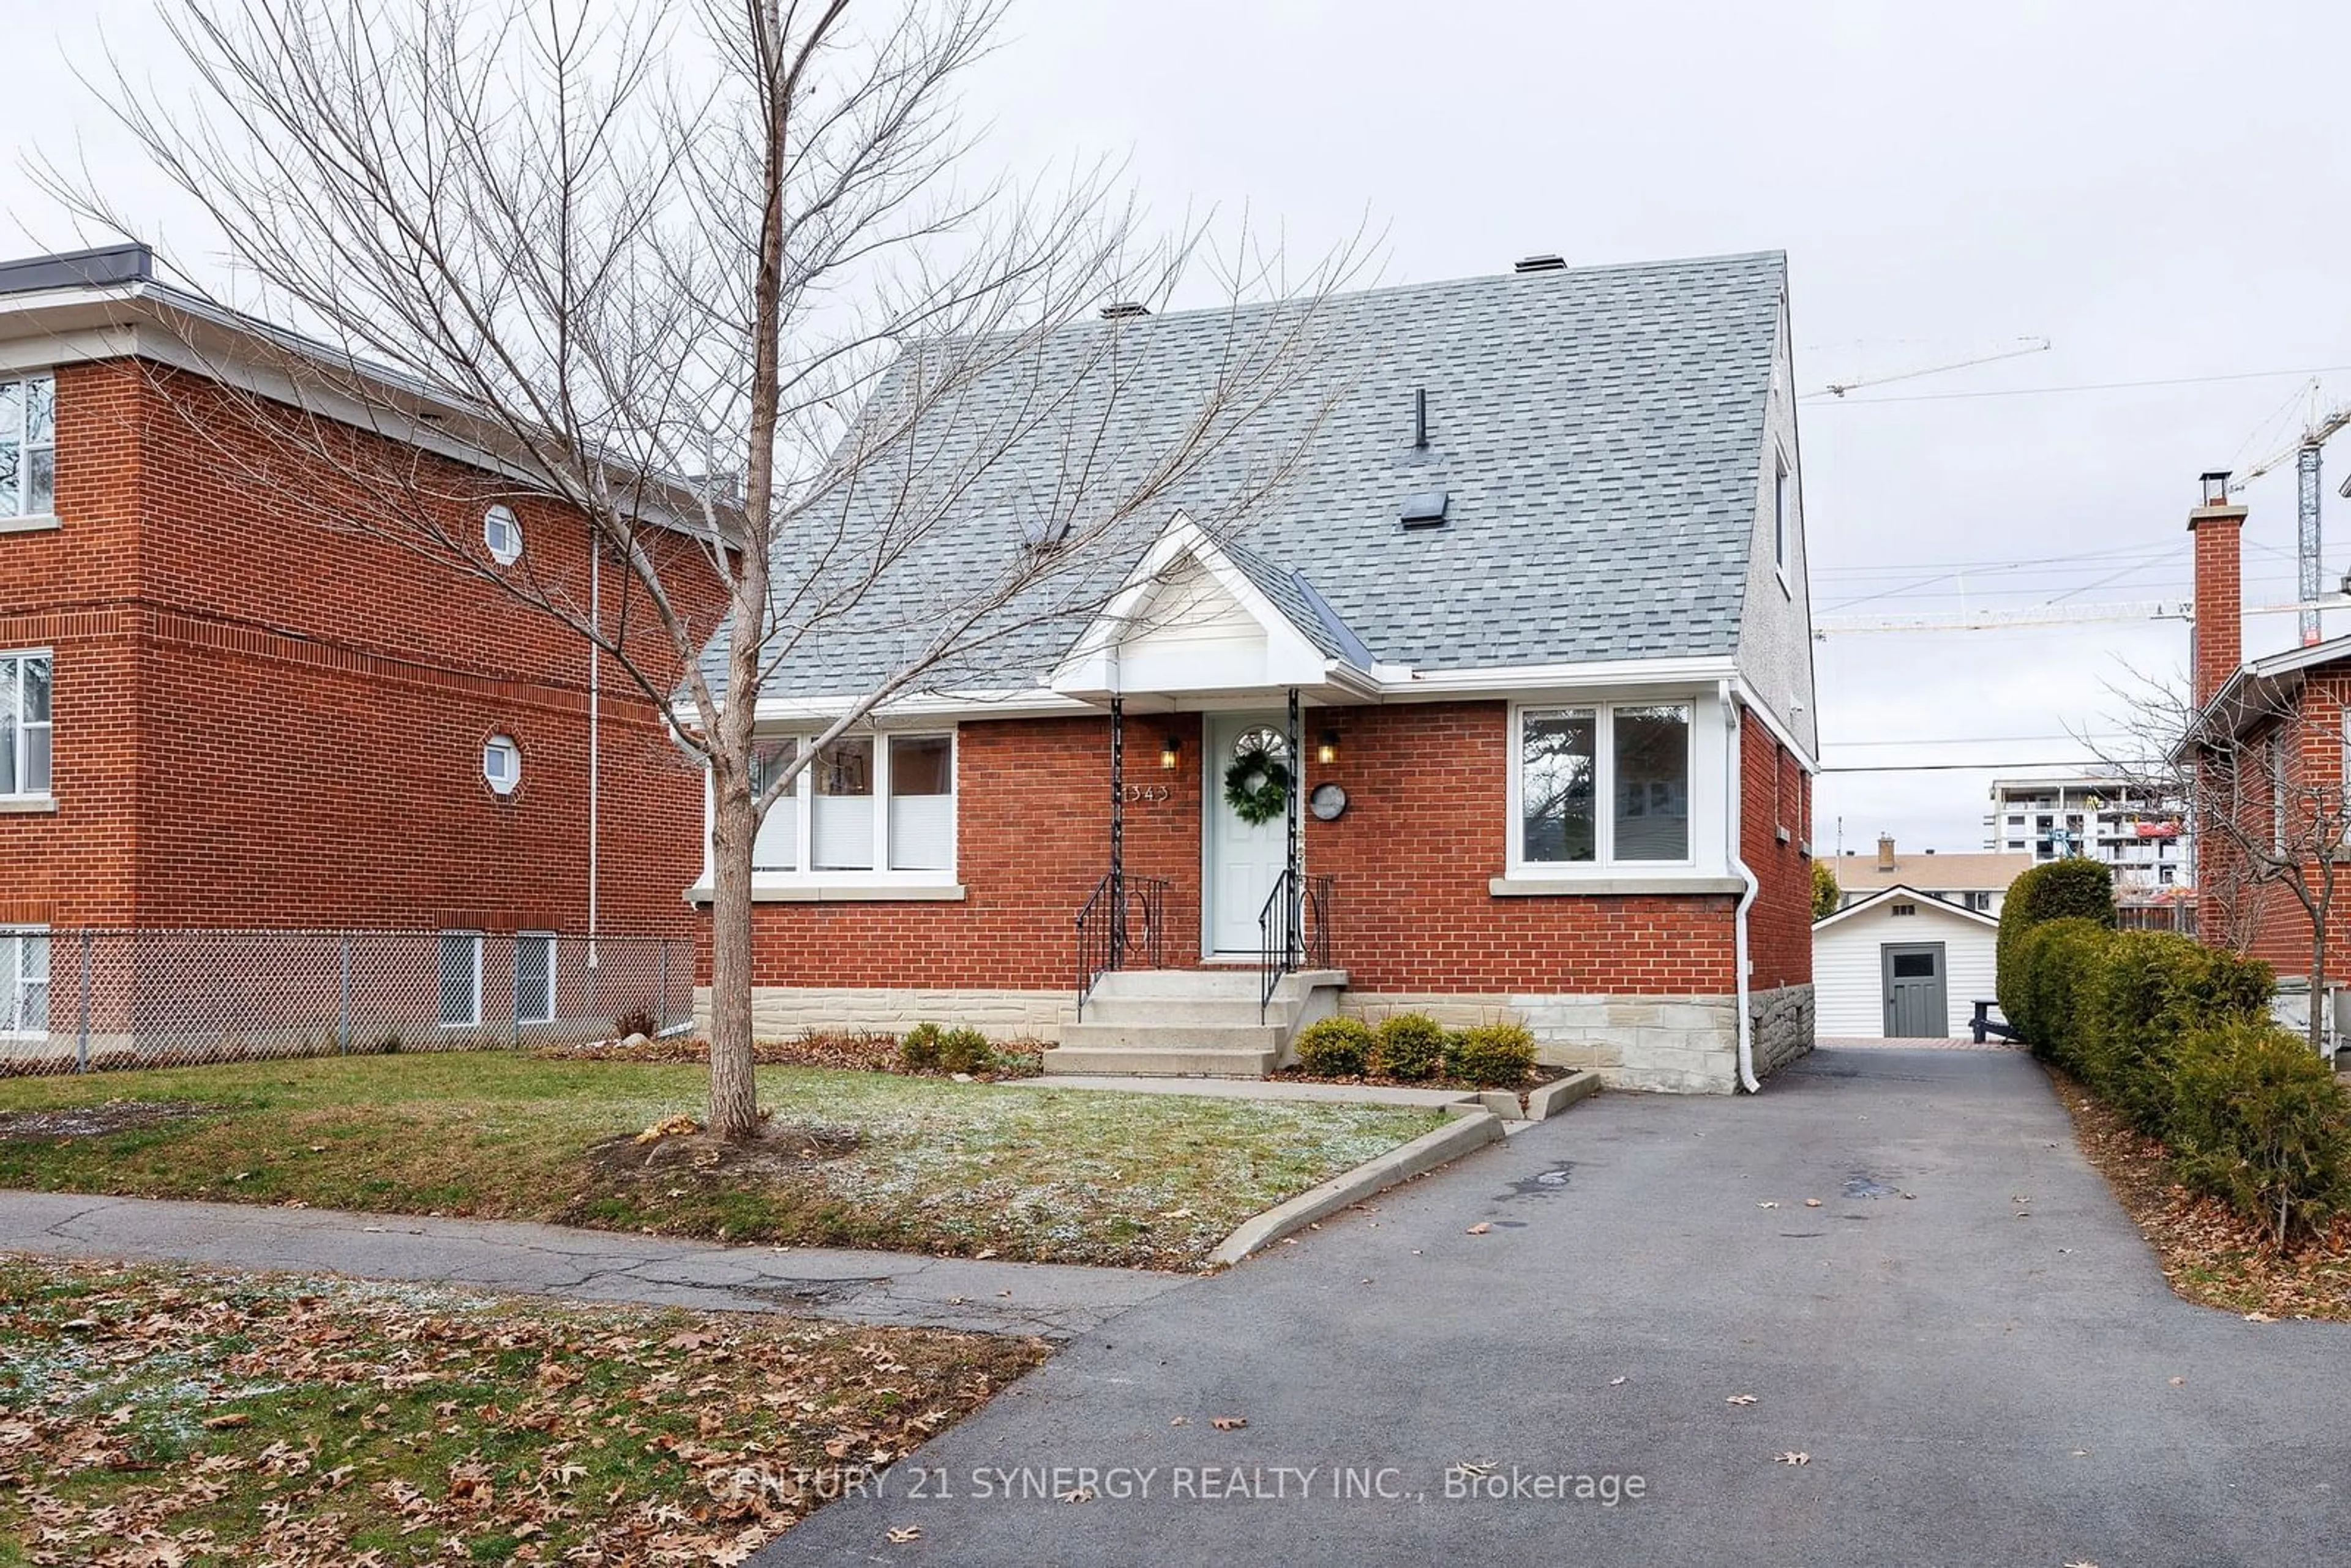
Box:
8, 0, 2349, 861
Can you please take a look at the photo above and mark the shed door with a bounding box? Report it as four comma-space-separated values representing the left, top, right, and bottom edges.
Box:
1881, 943, 1948, 1038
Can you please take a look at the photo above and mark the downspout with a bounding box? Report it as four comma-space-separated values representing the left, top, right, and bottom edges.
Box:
586, 541, 601, 975
1722, 681, 1761, 1092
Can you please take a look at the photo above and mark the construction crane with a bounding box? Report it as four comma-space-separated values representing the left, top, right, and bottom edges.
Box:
2228, 383, 2351, 646
1809, 336, 2051, 399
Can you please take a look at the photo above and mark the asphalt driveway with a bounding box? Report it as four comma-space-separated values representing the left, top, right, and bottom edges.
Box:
759, 1045, 2351, 1567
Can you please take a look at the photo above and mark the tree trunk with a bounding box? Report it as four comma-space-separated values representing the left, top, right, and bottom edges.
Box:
2311, 923, 2330, 1057
707, 760, 761, 1139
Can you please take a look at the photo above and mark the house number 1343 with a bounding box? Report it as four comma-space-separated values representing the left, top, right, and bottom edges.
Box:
1121, 784, 1171, 803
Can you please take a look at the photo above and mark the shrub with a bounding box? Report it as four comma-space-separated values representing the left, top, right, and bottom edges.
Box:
898, 1021, 944, 1071
612, 1006, 659, 1041
1371, 1013, 1449, 1081
1295, 1016, 1374, 1078
1810, 858, 1840, 921
936, 1026, 994, 1075
1449, 1022, 1537, 1089
2009, 917, 2112, 1063
2078, 931, 2271, 1130
1996, 858, 2117, 1027
2167, 1020, 2351, 1244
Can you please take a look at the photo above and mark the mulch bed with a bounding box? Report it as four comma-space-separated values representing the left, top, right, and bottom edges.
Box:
1267, 1063, 1571, 1098
530, 1031, 1045, 1080
2047, 1061, 2351, 1321
0, 1101, 212, 1142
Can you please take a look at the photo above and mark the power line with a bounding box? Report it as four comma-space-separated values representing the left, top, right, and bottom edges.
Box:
1817, 760, 2131, 774
1805, 362, 2351, 407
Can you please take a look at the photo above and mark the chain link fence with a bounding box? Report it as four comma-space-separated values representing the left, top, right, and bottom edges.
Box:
0, 929, 696, 1077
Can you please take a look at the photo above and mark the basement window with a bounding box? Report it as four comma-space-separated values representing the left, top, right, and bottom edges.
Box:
0, 928, 46, 1037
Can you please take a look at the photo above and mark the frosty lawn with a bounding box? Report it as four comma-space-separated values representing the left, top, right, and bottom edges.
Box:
0, 1057, 1444, 1269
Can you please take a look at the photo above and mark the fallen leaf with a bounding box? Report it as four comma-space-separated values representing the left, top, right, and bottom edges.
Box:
887, 1525, 923, 1543
1802, 1198, 1823, 1209
1210, 1416, 1248, 1431
1465, 1223, 1491, 1236
2169, 1376, 2185, 1386
202, 1413, 252, 1430
2244, 1311, 2276, 1323
1757, 1201, 1779, 1210
1170, 1416, 1188, 1427
1608, 1377, 1627, 1386
1059, 1485, 1095, 1504
1774, 1451, 1810, 1466
1725, 1394, 1758, 1406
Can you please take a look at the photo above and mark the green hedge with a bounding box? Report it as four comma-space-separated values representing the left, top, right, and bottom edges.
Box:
2000, 912, 2349, 1242
1995, 857, 2117, 1028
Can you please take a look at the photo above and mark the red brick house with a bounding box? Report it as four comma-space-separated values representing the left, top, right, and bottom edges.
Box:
691, 252, 1819, 1092
2181, 473, 2351, 1019
0, 244, 716, 1046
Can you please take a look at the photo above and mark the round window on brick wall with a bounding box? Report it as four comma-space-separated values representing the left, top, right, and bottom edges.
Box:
483, 735, 521, 795
484, 503, 523, 565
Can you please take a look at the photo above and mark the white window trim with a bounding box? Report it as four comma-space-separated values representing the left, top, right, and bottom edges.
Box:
483, 734, 521, 796
438, 931, 484, 1029
0, 647, 53, 803
1771, 449, 1791, 596
484, 504, 523, 566
1, 925, 48, 1039
0, 372, 56, 524
516, 931, 556, 1025
1507, 700, 1700, 877
735, 727, 959, 890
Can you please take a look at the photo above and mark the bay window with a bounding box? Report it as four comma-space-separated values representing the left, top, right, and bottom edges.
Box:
737, 729, 956, 880
1515, 702, 1693, 869
1, 651, 51, 798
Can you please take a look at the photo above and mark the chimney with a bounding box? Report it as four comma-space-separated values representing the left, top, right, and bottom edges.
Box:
2190, 471, 2248, 708
1876, 835, 1895, 873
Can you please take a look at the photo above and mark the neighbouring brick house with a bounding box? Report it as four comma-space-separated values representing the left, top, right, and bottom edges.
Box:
2180, 473, 2351, 1021
691, 251, 1820, 1093
0, 244, 719, 1049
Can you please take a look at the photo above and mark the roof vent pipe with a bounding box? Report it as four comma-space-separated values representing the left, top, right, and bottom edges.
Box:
1413, 388, 1428, 449
1513, 254, 1566, 274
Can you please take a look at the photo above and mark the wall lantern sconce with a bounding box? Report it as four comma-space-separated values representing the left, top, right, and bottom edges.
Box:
1161, 733, 1183, 770
1316, 729, 1340, 766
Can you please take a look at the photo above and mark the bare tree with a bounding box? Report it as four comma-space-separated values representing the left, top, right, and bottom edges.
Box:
2100, 666, 2350, 1049
58, 0, 1361, 1136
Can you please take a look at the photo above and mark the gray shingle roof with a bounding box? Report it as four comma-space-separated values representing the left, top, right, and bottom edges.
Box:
703, 250, 1785, 705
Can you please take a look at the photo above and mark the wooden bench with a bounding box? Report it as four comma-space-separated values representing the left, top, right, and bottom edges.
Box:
1970, 1000, 2020, 1045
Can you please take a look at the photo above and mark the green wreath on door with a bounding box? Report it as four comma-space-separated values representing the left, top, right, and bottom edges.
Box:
1223, 740, 1294, 826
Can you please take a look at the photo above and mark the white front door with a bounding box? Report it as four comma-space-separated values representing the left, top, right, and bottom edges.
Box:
1205, 713, 1292, 954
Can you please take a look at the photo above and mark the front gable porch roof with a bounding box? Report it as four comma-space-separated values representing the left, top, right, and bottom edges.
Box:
1049, 513, 1385, 702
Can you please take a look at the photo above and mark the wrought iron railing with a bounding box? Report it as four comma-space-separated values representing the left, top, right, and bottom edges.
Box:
1258, 872, 1334, 1020
1074, 873, 1168, 1015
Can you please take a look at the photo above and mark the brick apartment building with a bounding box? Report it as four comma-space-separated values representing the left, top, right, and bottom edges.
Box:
689, 252, 1821, 1092
0, 244, 720, 1048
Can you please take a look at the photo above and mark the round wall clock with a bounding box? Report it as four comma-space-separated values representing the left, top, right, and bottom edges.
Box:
1308, 782, 1349, 821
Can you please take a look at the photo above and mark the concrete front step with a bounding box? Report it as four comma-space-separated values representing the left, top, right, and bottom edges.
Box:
1038, 1044, 1278, 1078
1078, 996, 1289, 1027
1057, 1021, 1288, 1052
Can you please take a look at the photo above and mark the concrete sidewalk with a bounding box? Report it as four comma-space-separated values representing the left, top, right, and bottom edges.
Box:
0, 1192, 1192, 1339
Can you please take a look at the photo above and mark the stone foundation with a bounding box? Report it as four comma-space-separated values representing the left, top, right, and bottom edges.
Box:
1749, 983, 1815, 1079
707, 980, 1815, 1094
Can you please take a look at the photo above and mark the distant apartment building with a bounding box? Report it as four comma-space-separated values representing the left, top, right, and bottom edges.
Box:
1982, 776, 2188, 891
